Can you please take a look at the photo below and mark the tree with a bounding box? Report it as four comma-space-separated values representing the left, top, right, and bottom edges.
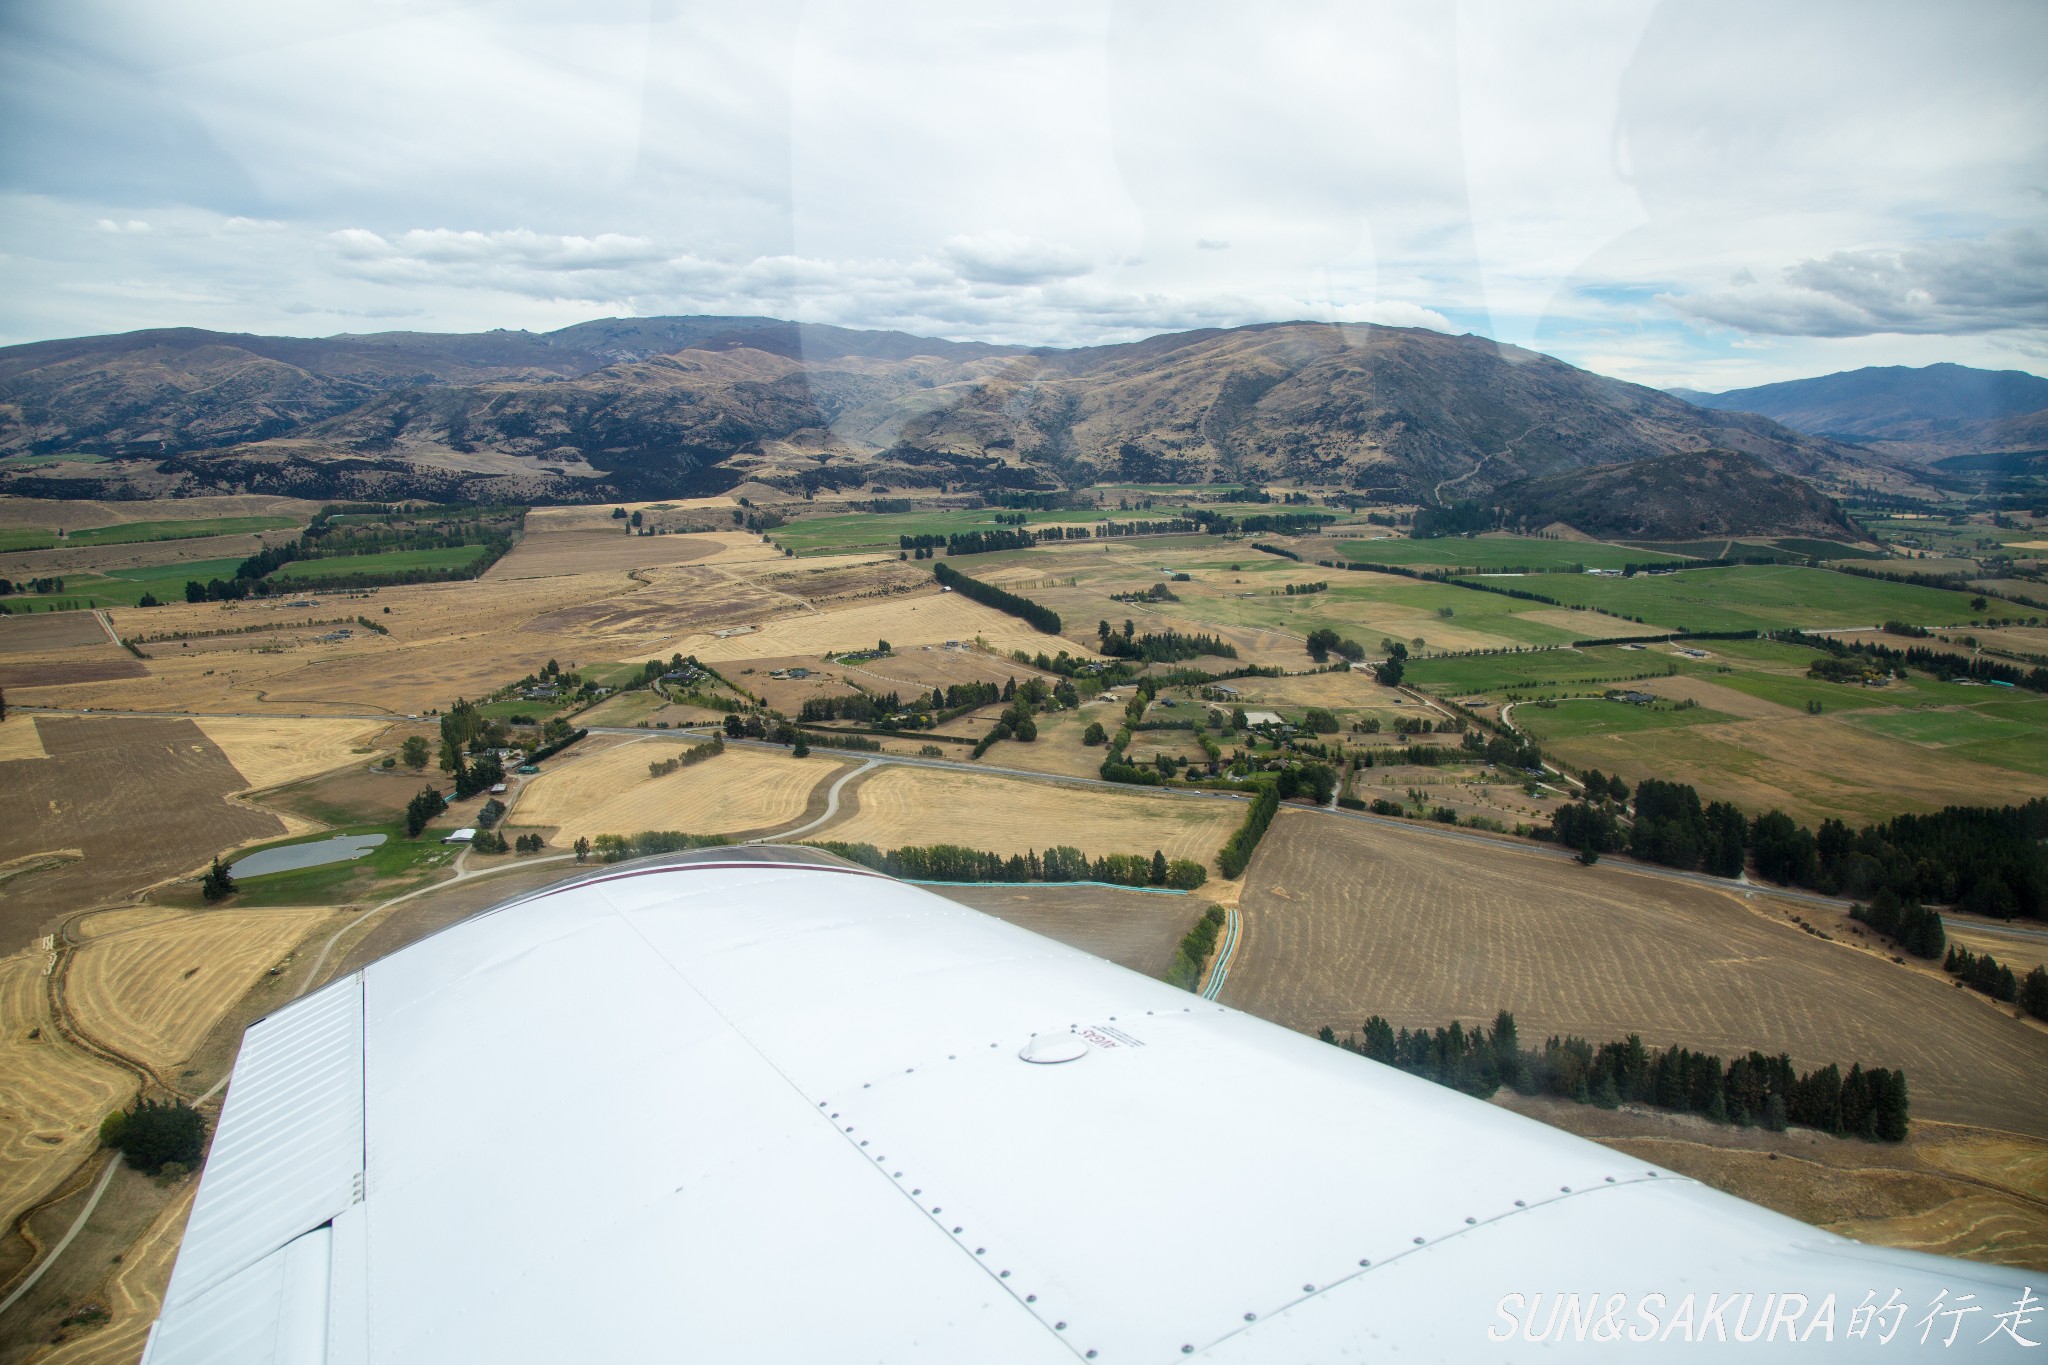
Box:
574, 836, 591, 863
400, 735, 430, 770
103, 1099, 205, 1174
2021, 966, 2048, 1021
200, 856, 236, 902
1970, 596, 1988, 612
1305, 627, 1339, 663
185, 580, 206, 603
1082, 721, 1107, 746
404, 785, 448, 838
791, 733, 811, 757
1150, 850, 1169, 885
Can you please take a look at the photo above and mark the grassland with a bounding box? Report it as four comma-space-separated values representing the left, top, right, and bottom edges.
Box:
217, 824, 459, 906
1502, 564, 1988, 633
1226, 812, 2048, 1137
1334, 535, 1681, 571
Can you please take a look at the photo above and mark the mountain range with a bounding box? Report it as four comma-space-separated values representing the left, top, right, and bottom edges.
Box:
1672, 363, 2048, 462
0, 317, 1873, 508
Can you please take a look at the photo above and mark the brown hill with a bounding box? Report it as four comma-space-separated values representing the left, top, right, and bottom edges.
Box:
1492, 448, 1867, 543
0, 317, 1873, 503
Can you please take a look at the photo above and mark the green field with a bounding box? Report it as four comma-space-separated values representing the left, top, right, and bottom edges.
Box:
0, 529, 57, 552
1335, 535, 1680, 572
224, 823, 459, 905
773, 501, 1337, 557
64, 515, 299, 547
1513, 565, 1987, 633
268, 544, 490, 581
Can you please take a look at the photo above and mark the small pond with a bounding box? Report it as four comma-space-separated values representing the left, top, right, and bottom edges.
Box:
232, 832, 386, 878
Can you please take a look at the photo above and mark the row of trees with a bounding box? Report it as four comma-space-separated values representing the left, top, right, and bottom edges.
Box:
1166, 907, 1227, 990
1851, 891, 1948, 959
1304, 627, 1364, 664
1095, 622, 1238, 662
1217, 784, 1281, 878
932, 562, 1061, 633
648, 737, 724, 777
1322, 1011, 1910, 1142
806, 841, 1208, 890
1944, 945, 2048, 1017
1547, 768, 2044, 922
1789, 629, 2048, 694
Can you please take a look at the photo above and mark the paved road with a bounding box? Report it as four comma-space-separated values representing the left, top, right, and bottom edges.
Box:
1200, 906, 1241, 1002
0, 1156, 119, 1320
747, 758, 879, 845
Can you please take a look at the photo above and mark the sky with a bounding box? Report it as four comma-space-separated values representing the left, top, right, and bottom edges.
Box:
1, 0, 2043, 391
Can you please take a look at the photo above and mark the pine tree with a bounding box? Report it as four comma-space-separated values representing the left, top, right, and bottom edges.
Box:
1150, 850, 1168, 886
2022, 967, 2048, 1021
200, 856, 236, 903
791, 733, 810, 758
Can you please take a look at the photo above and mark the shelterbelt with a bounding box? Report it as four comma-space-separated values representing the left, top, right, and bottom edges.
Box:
145, 847, 2036, 1362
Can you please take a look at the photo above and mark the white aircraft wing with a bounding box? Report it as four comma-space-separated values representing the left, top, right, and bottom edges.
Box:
143, 848, 2037, 1362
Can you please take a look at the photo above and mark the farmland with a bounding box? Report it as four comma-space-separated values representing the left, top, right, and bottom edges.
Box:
0, 483, 2045, 1329
509, 737, 836, 843
1334, 534, 1682, 571
814, 763, 1246, 865
1225, 812, 2048, 1137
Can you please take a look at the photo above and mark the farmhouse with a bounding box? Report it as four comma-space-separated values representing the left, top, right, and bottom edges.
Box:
442, 828, 476, 844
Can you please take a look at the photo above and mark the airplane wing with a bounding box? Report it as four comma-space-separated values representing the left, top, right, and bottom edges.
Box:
142, 848, 2036, 1361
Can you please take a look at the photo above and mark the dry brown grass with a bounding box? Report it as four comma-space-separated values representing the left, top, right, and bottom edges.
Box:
191, 717, 388, 791
1495, 1094, 2048, 1271
65, 908, 329, 1076
0, 616, 109, 656
0, 950, 131, 1242
1635, 673, 1801, 719
932, 883, 1210, 980
816, 764, 1243, 863
510, 738, 832, 843
1225, 811, 2048, 1136
30, 1181, 197, 1365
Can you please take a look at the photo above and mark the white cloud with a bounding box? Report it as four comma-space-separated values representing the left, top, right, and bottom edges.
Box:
0, 0, 2042, 384
1665, 228, 2048, 338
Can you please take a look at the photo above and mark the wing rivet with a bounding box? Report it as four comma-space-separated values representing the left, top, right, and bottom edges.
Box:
1464, 1217, 1476, 1224
862, 1083, 871, 1088
1055, 1321, 1067, 1330
1244, 1312, 1257, 1321
1086, 1352, 1098, 1359
953, 1226, 963, 1234
1358, 1259, 1370, 1267
1303, 1284, 1314, 1292
1412, 1236, 1424, 1244
912, 1189, 922, 1195
1605, 1176, 1615, 1183
1000, 1270, 1011, 1278
1513, 1200, 1525, 1208
859, 1140, 868, 1146
1182, 1346, 1194, 1354
975, 1247, 985, 1255
1026, 1294, 1037, 1303
1560, 1186, 1571, 1193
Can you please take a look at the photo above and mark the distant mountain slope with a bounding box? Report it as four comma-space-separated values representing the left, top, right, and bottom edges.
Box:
1678, 363, 2048, 459
1493, 448, 1866, 543
0, 316, 1867, 503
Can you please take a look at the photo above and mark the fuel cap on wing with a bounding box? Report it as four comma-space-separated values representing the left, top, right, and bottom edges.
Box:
1018, 1033, 1088, 1064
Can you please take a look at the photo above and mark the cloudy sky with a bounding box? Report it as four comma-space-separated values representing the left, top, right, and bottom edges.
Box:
2, 0, 2043, 389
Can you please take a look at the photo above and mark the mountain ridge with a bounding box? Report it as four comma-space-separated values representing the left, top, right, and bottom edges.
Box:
0, 316, 1883, 507
1675, 362, 2048, 461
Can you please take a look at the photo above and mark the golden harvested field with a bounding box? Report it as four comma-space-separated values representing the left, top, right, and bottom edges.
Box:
1560, 712, 2045, 825
65, 907, 329, 1075
677, 589, 1051, 662
0, 718, 285, 955
0, 949, 132, 1243
1202, 669, 1385, 709
1224, 811, 2048, 1136
191, 717, 389, 791
0, 494, 310, 533
0, 721, 47, 762
816, 764, 1244, 863
484, 527, 725, 579
510, 738, 834, 842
